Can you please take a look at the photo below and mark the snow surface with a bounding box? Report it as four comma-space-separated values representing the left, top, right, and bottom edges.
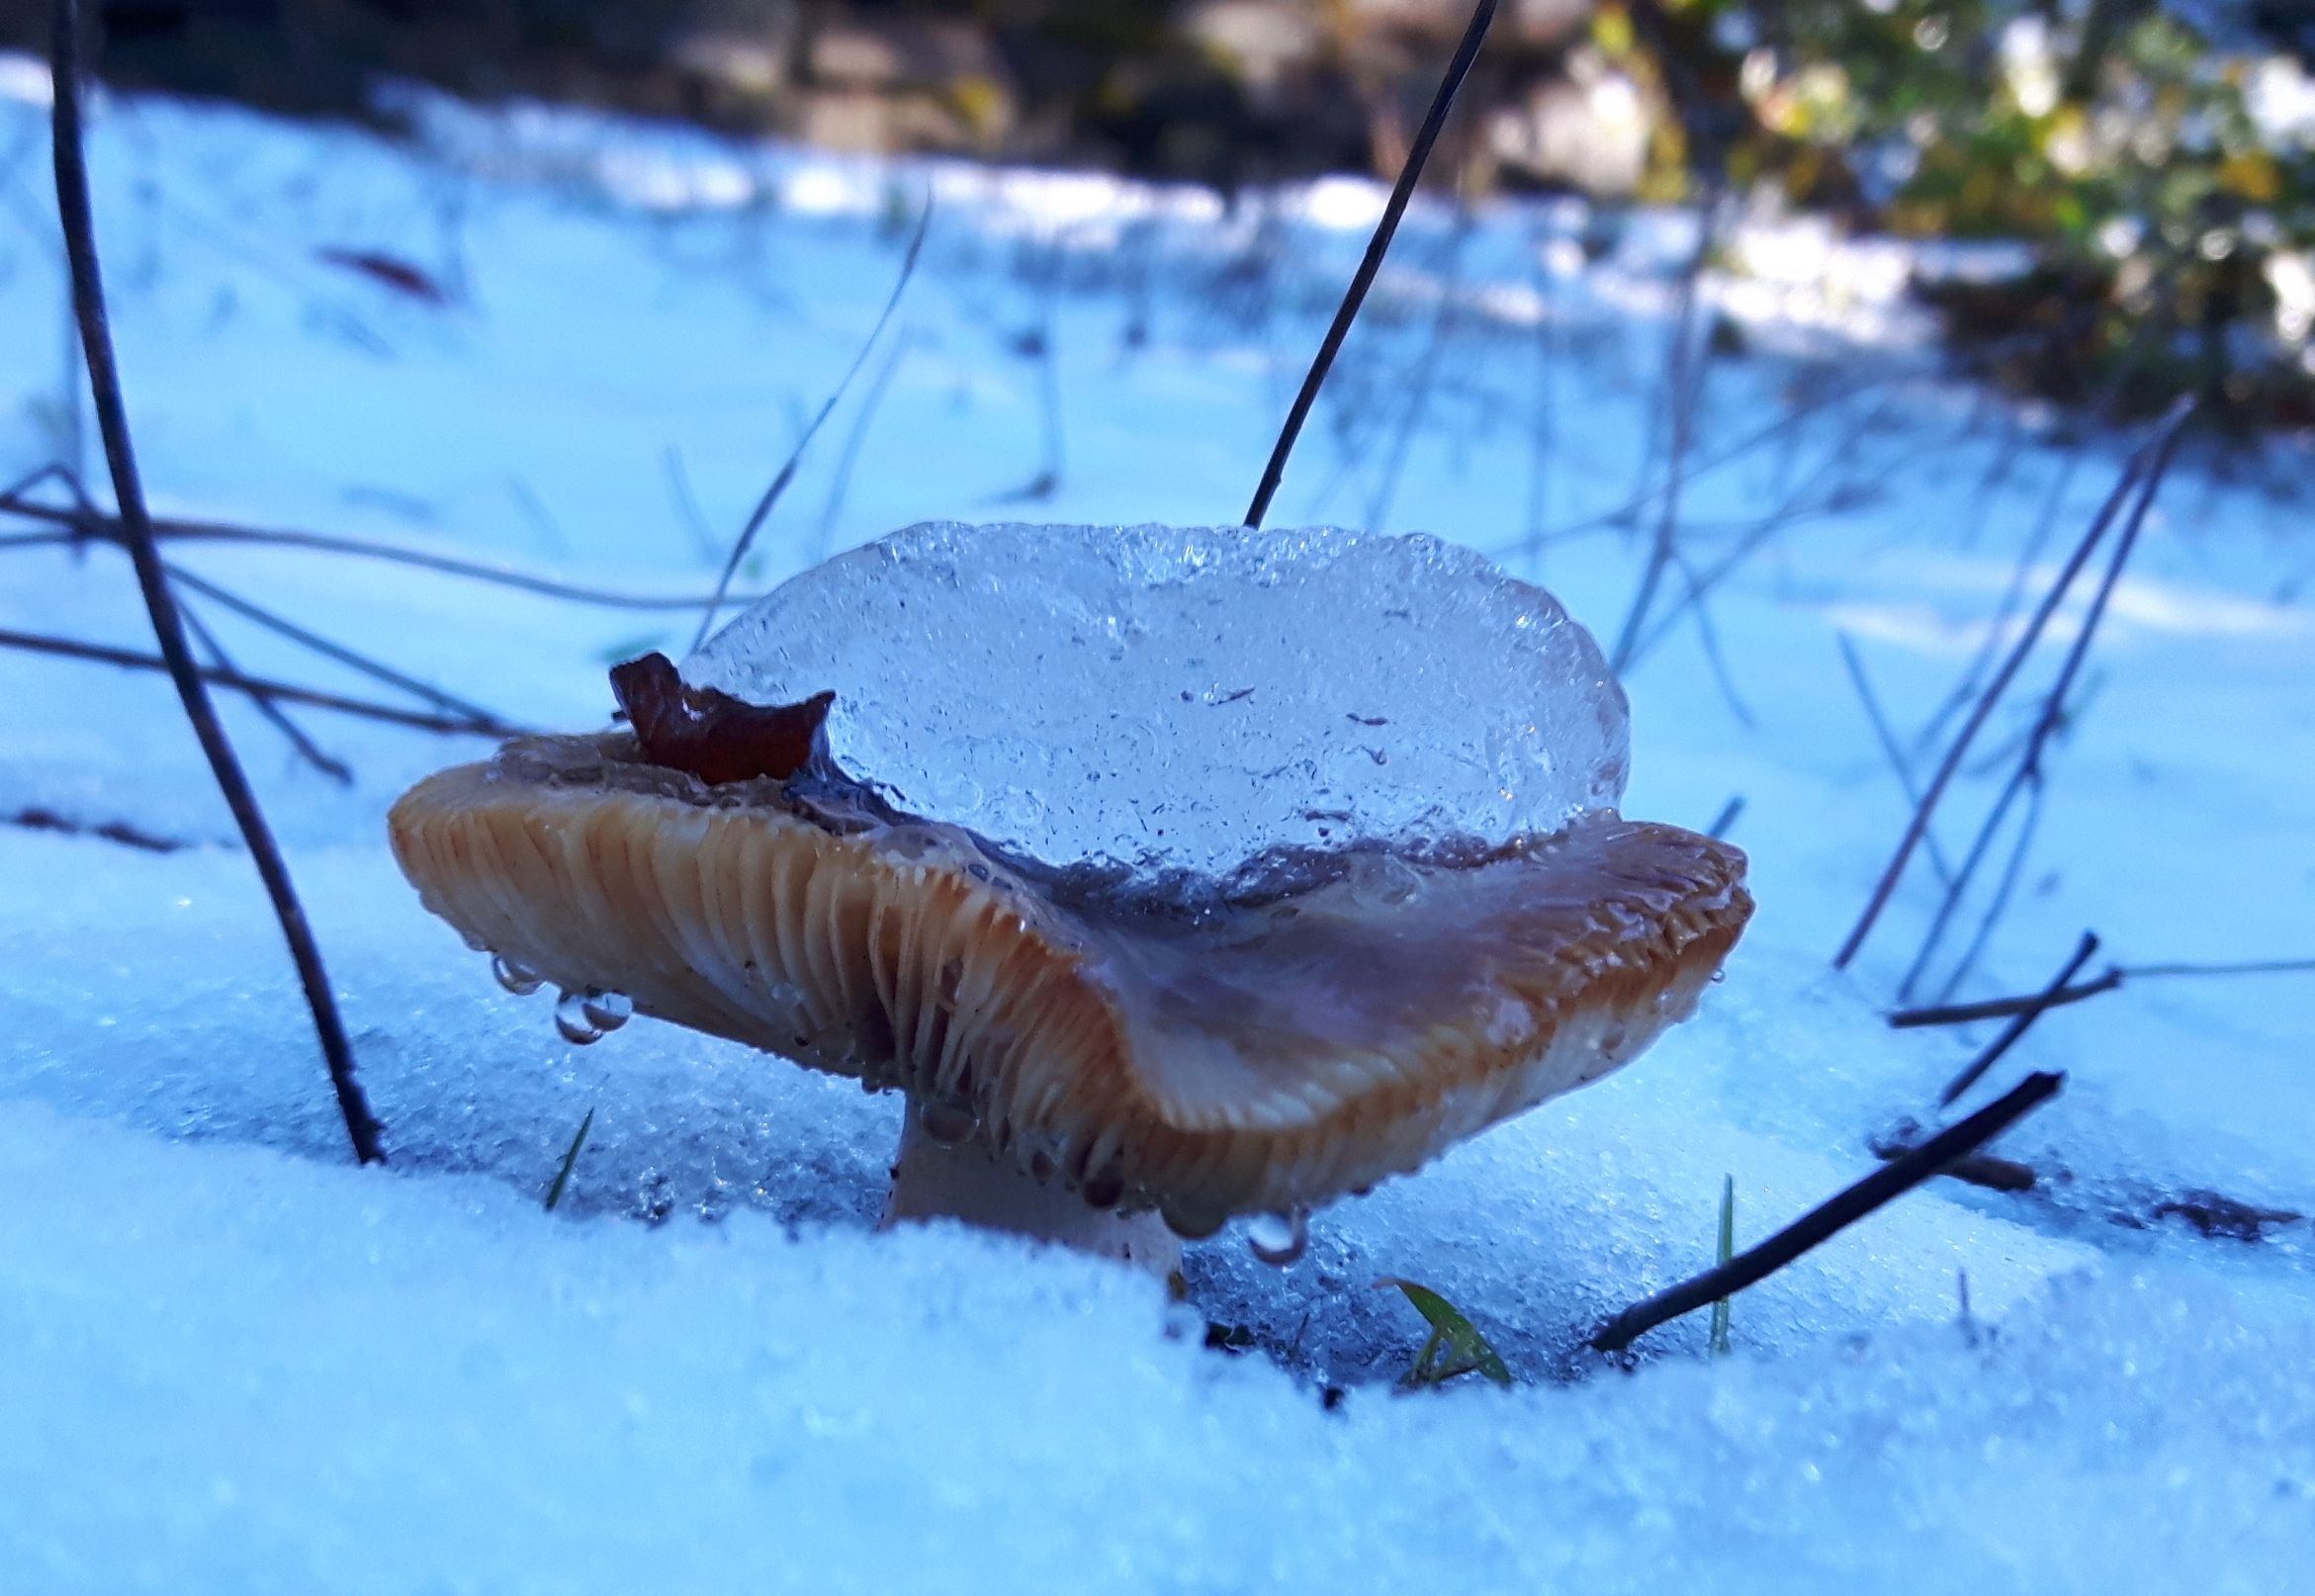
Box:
1, 64, 2313, 1592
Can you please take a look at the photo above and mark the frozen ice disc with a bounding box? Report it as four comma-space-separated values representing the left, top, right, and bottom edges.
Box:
688, 523, 1628, 879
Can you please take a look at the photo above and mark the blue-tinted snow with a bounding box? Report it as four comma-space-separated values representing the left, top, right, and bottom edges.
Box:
1, 62, 2311, 1591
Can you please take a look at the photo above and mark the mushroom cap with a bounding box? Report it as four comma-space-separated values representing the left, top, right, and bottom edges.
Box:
390, 731, 1749, 1236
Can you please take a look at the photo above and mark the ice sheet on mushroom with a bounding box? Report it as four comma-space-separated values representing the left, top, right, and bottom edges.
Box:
681, 521, 1631, 887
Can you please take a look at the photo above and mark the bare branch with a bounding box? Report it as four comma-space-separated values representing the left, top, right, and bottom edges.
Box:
179, 599, 352, 785
808, 330, 914, 562
692, 198, 931, 649
1590, 1072, 2066, 1354
1243, 0, 1499, 529
1831, 399, 2193, 970
1901, 406, 2187, 1000
8, 804, 189, 852
47, 0, 383, 1161
1939, 931, 2100, 1108
0, 500, 774, 611
1835, 634, 1954, 888
1891, 956, 2315, 1028
1609, 200, 1717, 673
163, 561, 509, 727
0, 626, 526, 738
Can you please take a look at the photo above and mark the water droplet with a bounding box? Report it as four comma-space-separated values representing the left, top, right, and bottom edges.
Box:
1162, 1198, 1225, 1241
917, 1097, 977, 1146
1246, 1208, 1308, 1266
581, 990, 632, 1033
554, 990, 602, 1045
491, 954, 543, 996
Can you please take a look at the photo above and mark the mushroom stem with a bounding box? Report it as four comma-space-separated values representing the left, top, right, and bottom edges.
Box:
880, 1108, 1183, 1275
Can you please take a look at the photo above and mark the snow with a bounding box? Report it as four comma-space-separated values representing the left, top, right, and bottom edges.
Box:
1, 62, 2312, 1591
10, 1094, 2307, 1596
687, 520, 1626, 876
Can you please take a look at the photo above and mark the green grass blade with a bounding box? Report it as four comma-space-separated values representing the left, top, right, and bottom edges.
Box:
1710, 1174, 1736, 1358
1380, 1278, 1513, 1387
544, 1107, 595, 1212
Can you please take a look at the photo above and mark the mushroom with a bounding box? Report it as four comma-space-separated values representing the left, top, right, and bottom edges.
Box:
389, 523, 1750, 1270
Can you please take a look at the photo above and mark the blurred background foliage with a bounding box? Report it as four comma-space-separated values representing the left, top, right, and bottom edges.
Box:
2, 0, 2310, 426
1645, 0, 2315, 426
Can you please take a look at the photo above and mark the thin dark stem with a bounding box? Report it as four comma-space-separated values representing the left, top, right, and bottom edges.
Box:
1835, 634, 1954, 888
0, 626, 525, 737
1365, 214, 1470, 532
8, 804, 188, 852
1242, 0, 1497, 530
1012, 240, 1067, 503
2130, 956, 2315, 980
1499, 363, 1898, 557
0, 503, 773, 611
1897, 762, 2038, 1002
0, 460, 88, 507
1706, 794, 1744, 840
1609, 199, 1716, 673
1627, 391, 1905, 665
662, 444, 722, 566
180, 600, 353, 785
1900, 405, 2185, 1000
1930, 774, 2045, 1003
1515, 229, 1557, 573
1590, 1072, 2066, 1353
1660, 551, 1754, 726
163, 560, 507, 726
692, 199, 931, 650
1831, 400, 2192, 970
1891, 957, 2315, 1028
809, 329, 912, 562
47, 0, 384, 1162
1894, 970, 2122, 1028
2017, 420, 2187, 770
1914, 428, 2086, 758
1912, 327, 2164, 760
1939, 932, 2099, 1108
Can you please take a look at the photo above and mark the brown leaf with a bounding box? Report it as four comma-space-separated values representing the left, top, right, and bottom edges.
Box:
609, 652, 834, 785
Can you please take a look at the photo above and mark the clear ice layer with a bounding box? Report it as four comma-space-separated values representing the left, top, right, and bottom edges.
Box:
688, 523, 1629, 878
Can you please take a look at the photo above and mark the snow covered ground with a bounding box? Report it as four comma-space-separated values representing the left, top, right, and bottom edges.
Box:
2, 62, 2312, 1592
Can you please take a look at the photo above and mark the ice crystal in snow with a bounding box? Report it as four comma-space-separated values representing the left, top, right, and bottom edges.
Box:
687, 522, 1629, 878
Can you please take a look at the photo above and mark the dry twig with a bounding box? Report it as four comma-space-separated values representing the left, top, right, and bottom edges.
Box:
692, 199, 931, 648
0, 627, 525, 738
1938, 932, 2099, 1107
1832, 400, 2193, 972
1243, 0, 1499, 529
1591, 1073, 2065, 1353
0, 500, 773, 611
47, 0, 383, 1161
